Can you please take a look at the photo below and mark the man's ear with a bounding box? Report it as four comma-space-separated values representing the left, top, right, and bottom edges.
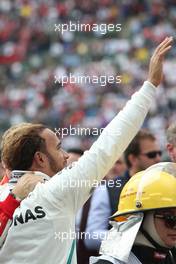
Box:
128, 154, 138, 167
166, 143, 174, 160
33, 151, 46, 168
166, 143, 173, 151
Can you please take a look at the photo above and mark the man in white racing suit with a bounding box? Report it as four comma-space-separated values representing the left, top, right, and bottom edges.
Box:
0, 37, 173, 264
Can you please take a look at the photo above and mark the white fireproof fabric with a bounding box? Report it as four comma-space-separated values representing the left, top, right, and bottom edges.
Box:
0, 81, 155, 264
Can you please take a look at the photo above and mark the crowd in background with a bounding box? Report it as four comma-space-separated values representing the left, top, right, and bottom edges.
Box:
1, 0, 176, 152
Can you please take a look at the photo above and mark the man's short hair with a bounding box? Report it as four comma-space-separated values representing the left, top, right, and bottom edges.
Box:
124, 129, 156, 168
166, 123, 176, 145
1, 123, 47, 171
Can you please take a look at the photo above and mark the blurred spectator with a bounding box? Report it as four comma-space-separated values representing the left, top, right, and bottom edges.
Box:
166, 122, 176, 162
67, 148, 124, 264
67, 148, 84, 164
66, 147, 99, 264
104, 156, 127, 181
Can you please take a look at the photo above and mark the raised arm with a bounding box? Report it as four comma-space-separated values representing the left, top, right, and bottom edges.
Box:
39, 37, 173, 213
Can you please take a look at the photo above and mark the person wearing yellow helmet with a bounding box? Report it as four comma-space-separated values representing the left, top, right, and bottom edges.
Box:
90, 162, 176, 264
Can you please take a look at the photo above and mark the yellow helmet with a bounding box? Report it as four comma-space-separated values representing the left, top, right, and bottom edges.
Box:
112, 162, 176, 221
